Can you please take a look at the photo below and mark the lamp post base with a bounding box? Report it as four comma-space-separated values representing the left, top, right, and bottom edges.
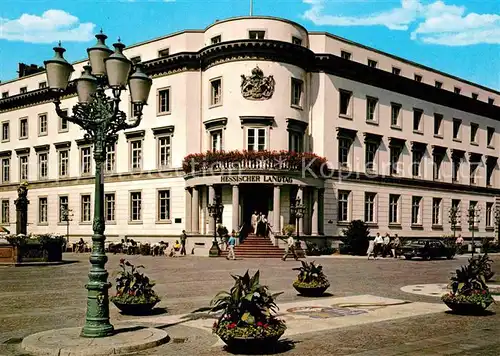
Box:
209, 240, 220, 257
81, 322, 114, 338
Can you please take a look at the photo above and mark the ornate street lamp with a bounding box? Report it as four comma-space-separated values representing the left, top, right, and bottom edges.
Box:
44, 33, 152, 338
494, 206, 500, 243
207, 197, 224, 257
61, 207, 74, 244
291, 197, 305, 241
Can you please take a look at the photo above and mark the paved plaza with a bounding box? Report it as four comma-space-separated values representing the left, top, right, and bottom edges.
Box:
1, 254, 499, 355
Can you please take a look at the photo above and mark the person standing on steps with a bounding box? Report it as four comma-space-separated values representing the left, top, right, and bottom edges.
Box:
180, 230, 187, 256
251, 211, 258, 234
282, 234, 298, 261
226, 231, 236, 260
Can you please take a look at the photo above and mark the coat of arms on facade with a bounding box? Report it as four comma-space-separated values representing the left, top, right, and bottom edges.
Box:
241, 66, 275, 100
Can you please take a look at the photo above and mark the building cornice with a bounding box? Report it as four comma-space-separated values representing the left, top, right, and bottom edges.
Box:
1, 40, 499, 121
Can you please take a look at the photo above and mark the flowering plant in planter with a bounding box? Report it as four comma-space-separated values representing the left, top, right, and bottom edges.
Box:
193, 270, 286, 344
293, 261, 329, 289
110, 259, 160, 305
441, 259, 494, 312
469, 253, 495, 281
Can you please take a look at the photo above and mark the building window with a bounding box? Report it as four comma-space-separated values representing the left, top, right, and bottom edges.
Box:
1, 199, 9, 224
392, 67, 401, 75
391, 103, 401, 127
157, 190, 171, 221
292, 36, 302, 45
291, 78, 303, 108
211, 130, 223, 151
157, 88, 171, 114
58, 150, 69, 177
339, 90, 352, 117
1, 91, 8, 98
338, 191, 350, 222
470, 123, 479, 144
80, 146, 92, 175
487, 127, 495, 147
59, 109, 68, 132
158, 48, 169, 57
130, 139, 142, 171
248, 30, 265, 39
81, 195, 91, 222
488, 98, 495, 105
366, 97, 378, 122
130, 192, 142, 222
389, 194, 400, 224
435, 81, 442, 89
414, 74, 422, 82
340, 51, 351, 60
433, 154, 442, 180
365, 142, 378, 172
367, 59, 377, 68
130, 56, 141, 64
210, 35, 221, 44
39, 81, 47, 89
289, 131, 303, 153
453, 119, 461, 140
247, 128, 266, 151
454, 87, 461, 94
19, 118, 28, 138
20, 87, 27, 94
338, 137, 351, 168
2, 122, 9, 141
486, 202, 493, 227
105, 144, 116, 173
472, 93, 478, 100
210, 78, 222, 106
59, 196, 68, 223
105, 193, 115, 222
38, 114, 48, 136
158, 135, 172, 168
19, 155, 28, 181
411, 196, 421, 225
432, 198, 442, 225
452, 157, 460, 182
1, 158, 10, 183
413, 109, 423, 132
470, 162, 478, 185
364, 193, 376, 223
131, 103, 141, 118
390, 146, 402, 175
38, 197, 48, 224
412, 150, 423, 177
486, 161, 494, 186
434, 114, 443, 136
38, 152, 48, 179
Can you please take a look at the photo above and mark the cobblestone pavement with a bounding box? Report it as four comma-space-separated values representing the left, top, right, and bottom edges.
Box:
0, 253, 499, 355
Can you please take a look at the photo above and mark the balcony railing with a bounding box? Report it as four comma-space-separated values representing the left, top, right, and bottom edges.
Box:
182, 150, 328, 176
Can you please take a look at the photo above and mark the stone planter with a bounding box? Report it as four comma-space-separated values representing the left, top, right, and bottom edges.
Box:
0, 243, 62, 264
293, 282, 330, 297
219, 330, 285, 351
112, 300, 158, 315
443, 300, 492, 315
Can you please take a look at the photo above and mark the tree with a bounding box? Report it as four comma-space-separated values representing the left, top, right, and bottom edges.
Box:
448, 206, 461, 238
342, 220, 370, 256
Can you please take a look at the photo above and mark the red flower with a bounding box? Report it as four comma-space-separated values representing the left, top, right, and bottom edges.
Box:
482, 290, 487, 295
227, 323, 237, 329
256, 322, 263, 327
119, 258, 125, 264
263, 324, 269, 328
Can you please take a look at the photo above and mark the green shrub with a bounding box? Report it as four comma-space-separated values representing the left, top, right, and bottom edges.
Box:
110, 259, 160, 304
342, 220, 370, 256
292, 261, 329, 288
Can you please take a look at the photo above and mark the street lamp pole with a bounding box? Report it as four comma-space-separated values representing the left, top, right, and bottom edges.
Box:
467, 205, 480, 258
44, 33, 152, 338
62, 207, 73, 244
291, 197, 305, 243
208, 197, 224, 257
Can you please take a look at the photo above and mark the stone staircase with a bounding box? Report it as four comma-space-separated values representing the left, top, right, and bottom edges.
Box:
221, 234, 286, 258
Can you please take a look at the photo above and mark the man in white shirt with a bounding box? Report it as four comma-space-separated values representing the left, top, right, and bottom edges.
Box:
383, 233, 391, 257
374, 233, 383, 259
282, 235, 298, 261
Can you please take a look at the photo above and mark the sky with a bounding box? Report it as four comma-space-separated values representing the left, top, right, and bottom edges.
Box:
0, 0, 499, 90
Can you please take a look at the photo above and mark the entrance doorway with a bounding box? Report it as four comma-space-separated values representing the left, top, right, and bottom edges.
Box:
240, 184, 273, 228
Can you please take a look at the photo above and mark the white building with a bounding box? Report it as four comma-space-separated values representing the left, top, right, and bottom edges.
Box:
0, 16, 499, 252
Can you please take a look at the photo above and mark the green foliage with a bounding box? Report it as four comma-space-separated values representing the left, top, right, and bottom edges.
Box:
305, 242, 335, 256
292, 260, 329, 287
449, 263, 488, 296
342, 220, 370, 256
192, 270, 286, 338
469, 253, 495, 281
442, 289, 494, 308
217, 225, 229, 238
110, 259, 160, 305
282, 224, 295, 236
6, 233, 65, 247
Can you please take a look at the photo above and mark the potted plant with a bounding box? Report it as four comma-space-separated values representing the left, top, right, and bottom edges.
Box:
441, 259, 494, 315
193, 270, 286, 351
110, 259, 161, 315
469, 253, 495, 281
292, 261, 330, 297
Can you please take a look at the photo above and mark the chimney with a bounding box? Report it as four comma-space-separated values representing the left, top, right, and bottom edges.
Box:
18, 63, 44, 78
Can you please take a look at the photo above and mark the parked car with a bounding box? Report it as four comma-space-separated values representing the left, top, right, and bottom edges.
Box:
400, 239, 455, 260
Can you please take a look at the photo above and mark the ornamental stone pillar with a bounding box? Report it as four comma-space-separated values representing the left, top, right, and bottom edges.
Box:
311, 187, 319, 235
191, 186, 199, 234
185, 188, 192, 233
273, 185, 281, 235
232, 185, 239, 232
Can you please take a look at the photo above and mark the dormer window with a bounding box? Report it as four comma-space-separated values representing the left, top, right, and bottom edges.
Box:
292, 36, 302, 45
414, 74, 422, 82
367, 59, 377, 68
211, 35, 221, 44
249, 31, 265, 40
472, 93, 478, 100
158, 48, 169, 58
130, 56, 141, 64
20, 87, 27, 94
341, 51, 351, 60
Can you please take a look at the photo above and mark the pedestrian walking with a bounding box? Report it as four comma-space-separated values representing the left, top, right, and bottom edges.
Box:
282, 234, 298, 261
392, 234, 400, 259
367, 238, 375, 260
180, 230, 187, 256
251, 211, 258, 234
226, 231, 236, 260
455, 234, 464, 254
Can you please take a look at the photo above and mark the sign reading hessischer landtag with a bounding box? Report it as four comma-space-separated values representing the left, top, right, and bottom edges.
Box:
220, 175, 293, 183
